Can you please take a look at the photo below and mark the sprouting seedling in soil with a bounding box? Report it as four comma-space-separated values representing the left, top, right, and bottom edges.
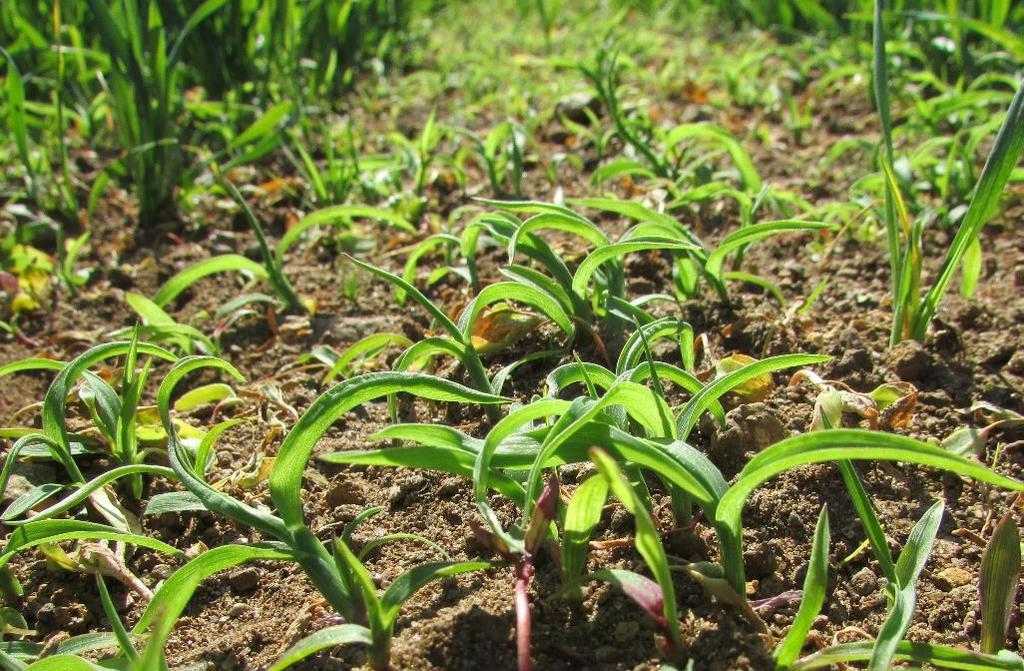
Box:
979, 513, 1021, 655
479, 198, 699, 346
344, 253, 572, 414
774, 506, 830, 669
113, 292, 219, 355
468, 473, 558, 671
310, 332, 414, 384
559, 473, 609, 603
569, 197, 832, 305
790, 369, 918, 432
870, 500, 946, 671
151, 167, 412, 315
388, 107, 442, 222
587, 447, 686, 664
156, 357, 508, 666
81, 0, 227, 227
266, 532, 493, 671
0, 340, 180, 531
454, 120, 529, 197
792, 501, 963, 671
578, 46, 766, 195
872, 0, 1024, 344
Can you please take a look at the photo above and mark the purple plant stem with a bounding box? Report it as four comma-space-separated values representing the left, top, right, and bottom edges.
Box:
515, 557, 535, 671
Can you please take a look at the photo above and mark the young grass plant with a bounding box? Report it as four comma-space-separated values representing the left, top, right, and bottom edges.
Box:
569, 197, 831, 305
979, 514, 1021, 655
155, 357, 508, 668
323, 345, 1021, 600
0, 340, 179, 534
151, 176, 413, 315
84, 0, 229, 226
872, 0, 1024, 344
346, 252, 573, 412
774, 506, 830, 669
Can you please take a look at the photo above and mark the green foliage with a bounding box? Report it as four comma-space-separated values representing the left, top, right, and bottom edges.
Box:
872, 0, 1024, 343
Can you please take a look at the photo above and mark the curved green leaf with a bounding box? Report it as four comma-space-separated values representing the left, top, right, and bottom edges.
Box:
268, 624, 372, 671
152, 255, 269, 307
272, 372, 509, 529
278, 205, 414, 259
705, 221, 832, 280
676, 353, 830, 438
0, 520, 184, 569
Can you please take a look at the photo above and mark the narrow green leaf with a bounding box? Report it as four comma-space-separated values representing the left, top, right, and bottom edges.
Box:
980, 514, 1021, 654
380, 561, 493, 625
718, 431, 1021, 593
677, 354, 830, 438
591, 448, 684, 659
152, 255, 270, 308
134, 544, 295, 669
792, 640, 1024, 671
775, 506, 830, 668
0, 359, 64, 378
268, 624, 372, 671
0, 520, 184, 569
272, 373, 508, 529
278, 206, 414, 258
705, 222, 831, 280
916, 79, 1024, 338
562, 475, 608, 596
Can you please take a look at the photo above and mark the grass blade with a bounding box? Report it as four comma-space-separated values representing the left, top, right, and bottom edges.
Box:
0, 520, 184, 569
870, 500, 944, 671
775, 506, 830, 668
718, 430, 1022, 592
152, 255, 270, 308
561, 474, 609, 599
591, 448, 684, 661
676, 354, 830, 438
980, 514, 1021, 654
269, 625, 372, 671
272, 372, 508, 529
793, 640, 1024, 670
914, 79, 1024, 339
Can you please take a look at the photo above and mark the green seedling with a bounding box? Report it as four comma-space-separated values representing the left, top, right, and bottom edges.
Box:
115, 292, 218, 355
0, 340, 179, 532
774, 506, 830, 669
83, 0, 228, 226
330, 408, 1024, 599
792, 501, 979, 671
872, 0, 1024, 344
269, 528, 492, 670
979, 514, 1021, 655
154, 357, 508, 668
588, 448, 685, 663
568, 197, 829, 305
455, 120, 529, 197
345, 253, 572, 415
389, 108, 441, 222
151, 174, 413, 315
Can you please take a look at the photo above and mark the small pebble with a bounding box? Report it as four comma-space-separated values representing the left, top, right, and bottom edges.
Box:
935, 567, 972, 590
151, 564, 173, 581
229, 567, 260, 592
849, 567, 878, 596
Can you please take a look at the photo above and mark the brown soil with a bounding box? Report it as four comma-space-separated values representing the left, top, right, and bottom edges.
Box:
2, 30, 1023, 671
